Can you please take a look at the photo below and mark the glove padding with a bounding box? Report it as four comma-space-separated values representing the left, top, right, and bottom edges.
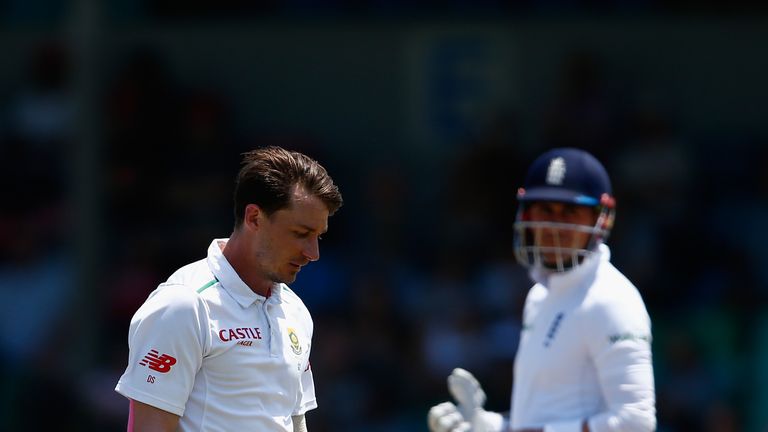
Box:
428, 368, 504, 432
448, 367, 486, 421
428, 401, 471, 432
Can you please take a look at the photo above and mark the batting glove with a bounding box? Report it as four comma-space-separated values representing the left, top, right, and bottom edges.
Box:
428, 368, 506, 432
428, 401, 471, 432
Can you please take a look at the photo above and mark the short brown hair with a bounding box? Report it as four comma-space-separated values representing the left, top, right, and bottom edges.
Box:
233, 146, 343, 227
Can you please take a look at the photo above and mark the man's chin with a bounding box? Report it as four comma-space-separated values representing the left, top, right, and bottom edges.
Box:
268, 272, 297, 285
541, 254, 559, 265
278, 272, 299, 285
541, 254, 581, 271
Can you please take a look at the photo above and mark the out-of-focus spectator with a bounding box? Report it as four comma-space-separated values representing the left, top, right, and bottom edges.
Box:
0, 41, 77, 430
543, 51, 628, 161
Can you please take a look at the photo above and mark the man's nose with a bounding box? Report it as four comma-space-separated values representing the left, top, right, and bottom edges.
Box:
303, 238, 320, 262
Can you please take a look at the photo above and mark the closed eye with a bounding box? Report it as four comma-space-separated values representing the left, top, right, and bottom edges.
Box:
293, 223, 328, 239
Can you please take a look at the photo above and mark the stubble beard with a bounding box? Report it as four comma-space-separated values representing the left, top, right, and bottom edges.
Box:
267, 268, 296, 285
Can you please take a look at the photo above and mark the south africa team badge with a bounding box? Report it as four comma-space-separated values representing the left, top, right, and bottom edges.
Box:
288, 327, 302, 355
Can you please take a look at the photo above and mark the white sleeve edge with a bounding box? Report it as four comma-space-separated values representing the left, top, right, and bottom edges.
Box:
115, 382, 185, 417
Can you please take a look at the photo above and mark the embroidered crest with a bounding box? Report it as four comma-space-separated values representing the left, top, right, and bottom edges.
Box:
546, 157, 567, 185
288, 327, 302, 355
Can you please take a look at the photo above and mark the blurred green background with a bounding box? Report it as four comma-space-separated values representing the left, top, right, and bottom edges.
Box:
1, 1, 767, 431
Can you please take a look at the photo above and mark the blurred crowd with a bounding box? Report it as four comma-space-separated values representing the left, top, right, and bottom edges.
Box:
2, 7, 768, 432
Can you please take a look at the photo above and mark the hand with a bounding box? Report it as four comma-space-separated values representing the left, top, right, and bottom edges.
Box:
428, 368, 505, 432
428, 401, 471, 432
447, 368, 486, 421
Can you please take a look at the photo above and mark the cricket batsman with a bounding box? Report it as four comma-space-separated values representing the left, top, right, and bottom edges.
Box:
428, 148, 656, 432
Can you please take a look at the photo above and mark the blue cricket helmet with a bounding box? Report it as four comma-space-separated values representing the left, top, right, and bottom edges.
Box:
517, 148, 614, 208
514, 148, 616, 273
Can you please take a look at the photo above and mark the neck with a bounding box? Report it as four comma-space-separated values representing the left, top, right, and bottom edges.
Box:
221, 231, 273, 297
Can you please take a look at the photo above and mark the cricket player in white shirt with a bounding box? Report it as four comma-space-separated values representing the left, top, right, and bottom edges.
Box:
115, 146, 343, 431
428, 148, 656, 432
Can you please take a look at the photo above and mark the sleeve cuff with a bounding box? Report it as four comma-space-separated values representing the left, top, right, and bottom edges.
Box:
476, 410, 507, 432
115, 383, 185, 417
543, 419, 583, 432
293, 399, 318, 416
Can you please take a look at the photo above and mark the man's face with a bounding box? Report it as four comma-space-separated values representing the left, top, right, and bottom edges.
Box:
527, 201, 598, 267
254, 186, 329, 285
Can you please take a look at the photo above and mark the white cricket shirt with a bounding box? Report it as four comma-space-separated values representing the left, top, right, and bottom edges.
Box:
511, 244, 656, 432
115, 239, 317, 431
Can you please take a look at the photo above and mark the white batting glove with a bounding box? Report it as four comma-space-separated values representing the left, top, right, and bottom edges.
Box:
428, 368, 506, 432
447, 368, 486, 421
428, 401, 471, 432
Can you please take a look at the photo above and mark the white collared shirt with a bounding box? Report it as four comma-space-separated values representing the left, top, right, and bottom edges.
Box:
116, 239, 316, 431
511, 244, 656, 432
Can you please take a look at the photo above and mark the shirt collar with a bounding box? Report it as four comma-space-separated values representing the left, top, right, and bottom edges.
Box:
530, 243, 610, 292
206, 238, 282, 308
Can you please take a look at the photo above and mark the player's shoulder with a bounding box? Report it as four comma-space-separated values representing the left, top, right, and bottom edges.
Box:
592, 262, 645, 305
166, 258, 213, 288
279, 284, 309, 309
523, 282, 548, 304
279, 284, 313, 320
581, 262, 650, 326
140, 259, 214, 312
128, 283, 210, 336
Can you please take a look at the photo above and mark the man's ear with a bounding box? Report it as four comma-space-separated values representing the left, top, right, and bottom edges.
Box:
242, 204, 263, 231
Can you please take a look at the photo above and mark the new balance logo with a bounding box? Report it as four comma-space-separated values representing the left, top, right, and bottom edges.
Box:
139, 350, 177, 373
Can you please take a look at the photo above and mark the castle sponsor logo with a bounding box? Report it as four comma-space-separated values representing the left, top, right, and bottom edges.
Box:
219, 327, 263, 342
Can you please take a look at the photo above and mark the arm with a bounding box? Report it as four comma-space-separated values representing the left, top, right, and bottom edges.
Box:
130, 399, 180, 432
115, 285, 208, 425
579, 297, 656, 432
292, 414, 307, 432
585, 334, 655, 432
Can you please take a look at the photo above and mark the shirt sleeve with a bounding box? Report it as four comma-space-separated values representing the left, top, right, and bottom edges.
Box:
294, 360, 318, 415
115, 284, 209, 416
577, 293, 656, 432
293, 315, 317, 415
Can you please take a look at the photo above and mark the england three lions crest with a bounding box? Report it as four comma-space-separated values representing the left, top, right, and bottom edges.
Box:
288, 327, 302, 355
